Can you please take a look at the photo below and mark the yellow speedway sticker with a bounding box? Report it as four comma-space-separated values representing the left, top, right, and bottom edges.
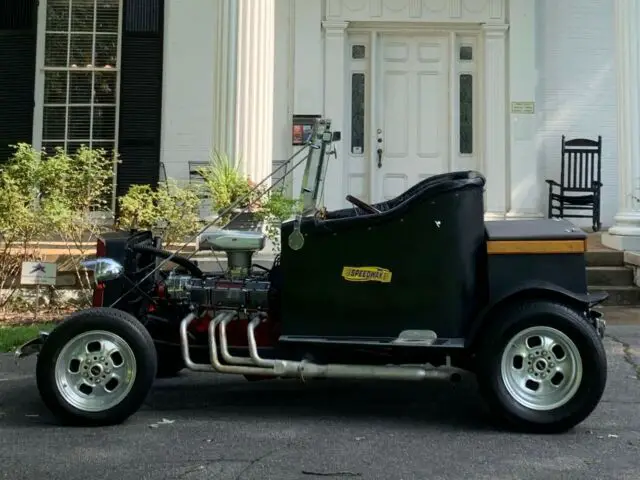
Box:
341, 266, 392, 283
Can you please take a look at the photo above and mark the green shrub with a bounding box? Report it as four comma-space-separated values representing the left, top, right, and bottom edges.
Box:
0, 143, 117, 308
117, 179, 203, 248
196, 151, 300, 250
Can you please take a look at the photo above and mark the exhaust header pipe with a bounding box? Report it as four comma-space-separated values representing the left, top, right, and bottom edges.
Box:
179, 312, 465, 382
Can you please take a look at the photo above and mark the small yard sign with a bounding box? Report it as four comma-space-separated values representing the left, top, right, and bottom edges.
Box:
20, 261, 57, 286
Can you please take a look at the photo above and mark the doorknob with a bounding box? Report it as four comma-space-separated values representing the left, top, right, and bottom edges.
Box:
377, 129, 383, 169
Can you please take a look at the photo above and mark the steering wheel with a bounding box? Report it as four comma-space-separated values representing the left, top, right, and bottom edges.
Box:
346, 195, 381, 214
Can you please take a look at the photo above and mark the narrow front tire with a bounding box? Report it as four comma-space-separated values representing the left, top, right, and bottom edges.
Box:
36, 308, 157, 426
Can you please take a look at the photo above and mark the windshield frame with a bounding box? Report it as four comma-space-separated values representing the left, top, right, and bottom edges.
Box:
298, 118, 333, 215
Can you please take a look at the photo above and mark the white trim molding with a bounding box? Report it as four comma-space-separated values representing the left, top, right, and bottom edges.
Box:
505, 0, 542, 220
603, 0, 640, 250
325, 0, 505, 23
322, 20, 350, 210
482, 23, 509, 220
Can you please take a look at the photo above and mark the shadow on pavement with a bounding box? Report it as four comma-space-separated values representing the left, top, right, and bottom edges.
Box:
1, 371, 501, 433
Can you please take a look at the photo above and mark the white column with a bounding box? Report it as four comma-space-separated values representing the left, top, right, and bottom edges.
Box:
482, 23, 509, 221
232, 0, 276, 185
322, 20, 349, 210
602, 0, 640, 250
505, 1, 542, 220
212, 0, 238, 160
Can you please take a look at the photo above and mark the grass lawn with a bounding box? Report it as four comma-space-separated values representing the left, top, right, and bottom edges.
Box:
0, 323, 57, 353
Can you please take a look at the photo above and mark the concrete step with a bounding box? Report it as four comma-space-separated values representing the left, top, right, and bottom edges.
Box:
587, 266, 634, 287
585, 249, 624, 267
589, 286, 640, 306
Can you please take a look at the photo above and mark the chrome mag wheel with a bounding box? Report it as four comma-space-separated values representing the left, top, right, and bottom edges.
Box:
500, 326, 583, 411
54, 330, 137, 413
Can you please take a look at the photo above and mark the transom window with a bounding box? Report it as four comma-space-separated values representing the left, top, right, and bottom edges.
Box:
40, 0, 122, 155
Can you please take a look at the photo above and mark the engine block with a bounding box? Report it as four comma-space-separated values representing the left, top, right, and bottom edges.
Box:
163, 272, 270, 310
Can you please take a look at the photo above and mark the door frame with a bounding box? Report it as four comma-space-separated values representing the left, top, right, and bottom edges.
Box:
344, 23, 485, 204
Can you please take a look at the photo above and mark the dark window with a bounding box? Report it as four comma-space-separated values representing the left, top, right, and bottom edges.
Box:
352, 45, 365, 59
459, 74, 473, 154
351, 73, 365, 155
41, 0, 121, 154
459, 45, 473, 61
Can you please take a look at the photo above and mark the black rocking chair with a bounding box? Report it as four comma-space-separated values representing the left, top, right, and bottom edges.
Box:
546, 135, 603, 232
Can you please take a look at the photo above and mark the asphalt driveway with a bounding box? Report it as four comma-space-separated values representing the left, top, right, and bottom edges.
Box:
0, 323, 639, 480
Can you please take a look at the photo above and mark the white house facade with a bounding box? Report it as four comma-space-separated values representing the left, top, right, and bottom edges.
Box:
3, 0, 640, 250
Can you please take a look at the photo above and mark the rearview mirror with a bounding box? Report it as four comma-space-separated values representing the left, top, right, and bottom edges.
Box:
81, 258, 124, 282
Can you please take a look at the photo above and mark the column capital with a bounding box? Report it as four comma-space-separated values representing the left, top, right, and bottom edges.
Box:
322, 20, 349, 32
482, 23, 509, 37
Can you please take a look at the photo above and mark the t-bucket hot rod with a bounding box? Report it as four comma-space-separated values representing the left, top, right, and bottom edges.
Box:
16, 118, 608, 433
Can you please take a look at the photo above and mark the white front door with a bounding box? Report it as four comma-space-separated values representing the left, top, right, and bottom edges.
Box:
374, 33, 450, 202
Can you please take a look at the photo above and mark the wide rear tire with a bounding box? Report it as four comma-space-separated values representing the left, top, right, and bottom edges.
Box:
36, 307, 157, 426
475, 299, 607, 433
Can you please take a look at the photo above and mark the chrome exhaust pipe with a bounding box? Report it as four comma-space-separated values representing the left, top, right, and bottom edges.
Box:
179, 312, 216, 372
219, 313, 259, 366
248, 314, 275, 368
208, 312, 279, 375
180, 311, 466, 382
245, 314, 463, 382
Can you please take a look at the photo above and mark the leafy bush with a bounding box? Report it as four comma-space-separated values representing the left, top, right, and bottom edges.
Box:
196, 150, 263, 213
0, 143, 117, 308
254, 189, 301, 250
196, 151, 300, 249
117, 180, 203, 247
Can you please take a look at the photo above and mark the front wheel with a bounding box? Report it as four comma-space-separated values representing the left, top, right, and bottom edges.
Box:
475, 300, 607, 433
36, 308, 157, 426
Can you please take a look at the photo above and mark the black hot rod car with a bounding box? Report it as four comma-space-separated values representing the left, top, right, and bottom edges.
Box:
17, 118, 607, 433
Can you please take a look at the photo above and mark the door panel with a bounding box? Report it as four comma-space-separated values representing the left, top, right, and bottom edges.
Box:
375, 34, 449, 202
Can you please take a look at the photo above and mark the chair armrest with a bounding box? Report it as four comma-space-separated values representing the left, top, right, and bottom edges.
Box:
545, 179, 560, 186
592, 180, 603, 188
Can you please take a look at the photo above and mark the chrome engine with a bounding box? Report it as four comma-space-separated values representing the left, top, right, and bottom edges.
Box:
162, 229, 271, 311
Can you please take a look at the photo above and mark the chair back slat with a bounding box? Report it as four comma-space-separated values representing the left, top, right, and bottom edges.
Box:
560, 135, 601, 191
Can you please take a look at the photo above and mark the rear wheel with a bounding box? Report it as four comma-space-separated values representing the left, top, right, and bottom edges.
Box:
36, 308, 157, 426
475, 299, 607, 433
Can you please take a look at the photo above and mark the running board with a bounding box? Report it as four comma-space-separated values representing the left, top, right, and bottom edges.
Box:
178, 311, 466, 382
277, 335, 465, 349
